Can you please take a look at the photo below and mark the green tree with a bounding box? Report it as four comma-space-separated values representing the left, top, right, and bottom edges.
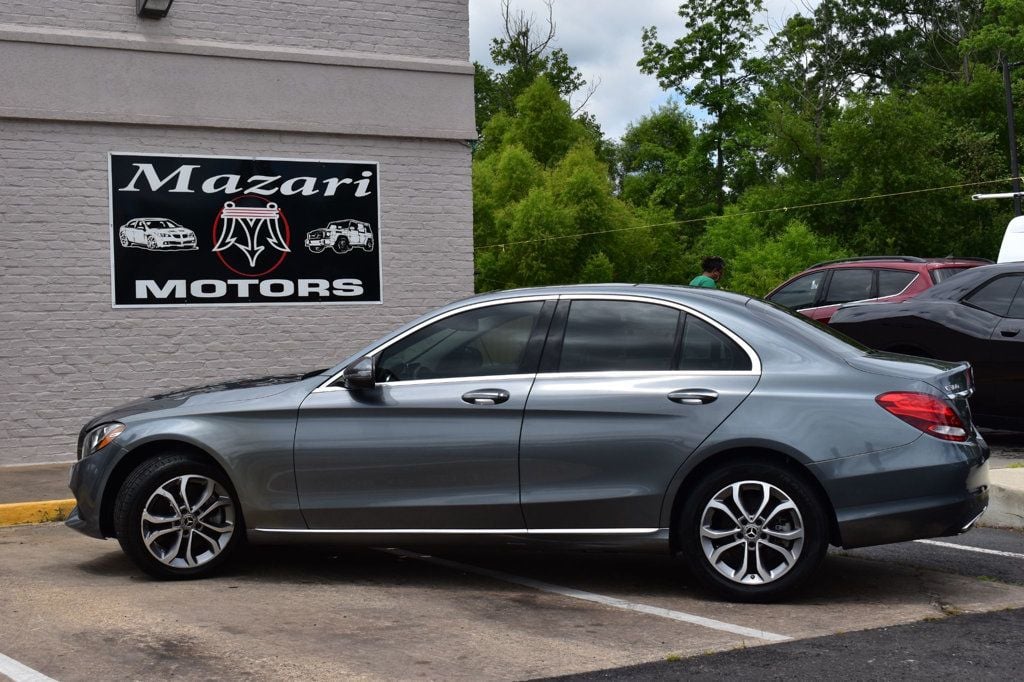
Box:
473, 0, 592, 136
695, 214, 849, 297
616, 103, 717, 219
639, 0, 765, 214
473, 77, 666, 291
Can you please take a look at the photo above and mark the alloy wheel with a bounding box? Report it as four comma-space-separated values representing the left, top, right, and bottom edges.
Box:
140, 474, 236, 569
699, 480, 804, 585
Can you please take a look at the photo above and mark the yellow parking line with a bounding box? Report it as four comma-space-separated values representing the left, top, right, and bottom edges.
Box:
0, 500, 75, 527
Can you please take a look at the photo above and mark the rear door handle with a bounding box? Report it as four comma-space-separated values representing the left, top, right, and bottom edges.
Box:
462, 389, 510, 405
1000, 328, 1020, 338
668, 389, 719, 405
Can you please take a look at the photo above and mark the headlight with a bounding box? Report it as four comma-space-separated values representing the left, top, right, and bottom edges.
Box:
80, 423, 125, 459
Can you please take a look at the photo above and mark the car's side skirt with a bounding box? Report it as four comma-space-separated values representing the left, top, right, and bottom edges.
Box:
248, 527, 672, 551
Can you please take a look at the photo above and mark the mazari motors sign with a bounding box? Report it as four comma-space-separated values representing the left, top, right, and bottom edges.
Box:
108, 153, 381, 307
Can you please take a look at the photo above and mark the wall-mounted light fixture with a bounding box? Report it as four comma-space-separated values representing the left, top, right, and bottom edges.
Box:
136, 0, 174, 19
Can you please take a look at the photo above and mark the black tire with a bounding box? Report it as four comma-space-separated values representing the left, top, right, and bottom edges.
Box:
332, 236, 351, 254
677, 458, 828, 602
310, 245, 325, 254
363, 238, 374, 251
146, 235, 157, 249
114, 452, 244, 580
119, 231, 130, 247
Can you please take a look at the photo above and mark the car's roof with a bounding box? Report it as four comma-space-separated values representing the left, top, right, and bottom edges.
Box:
460, 283, 754, 311
809, 258, 987, 272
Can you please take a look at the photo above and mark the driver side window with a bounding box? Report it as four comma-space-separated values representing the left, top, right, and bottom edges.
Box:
375, 301, 544, 382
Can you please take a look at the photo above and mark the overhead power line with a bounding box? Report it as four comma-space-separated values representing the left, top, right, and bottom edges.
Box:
473, 176, 1021, 252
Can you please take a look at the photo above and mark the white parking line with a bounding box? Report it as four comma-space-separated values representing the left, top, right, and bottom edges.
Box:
0, 653, 57, 682
380, 548, 791, 642
914, 539, 1024, 559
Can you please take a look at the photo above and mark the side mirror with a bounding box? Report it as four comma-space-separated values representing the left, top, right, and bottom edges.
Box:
341, 356, 376, 389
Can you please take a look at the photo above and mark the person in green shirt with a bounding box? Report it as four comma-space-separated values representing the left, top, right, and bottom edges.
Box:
689, 256, 725, 288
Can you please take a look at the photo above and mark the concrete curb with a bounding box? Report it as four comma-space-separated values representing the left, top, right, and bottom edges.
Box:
980, 469, 1024, 530
0, 499, 76, 527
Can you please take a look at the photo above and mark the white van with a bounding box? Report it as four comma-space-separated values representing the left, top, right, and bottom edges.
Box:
998, 215, 1024, 263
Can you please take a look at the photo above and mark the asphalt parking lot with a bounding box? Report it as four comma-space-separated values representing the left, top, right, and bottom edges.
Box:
1, 436, 1022, 681
1, 522, 1022, 681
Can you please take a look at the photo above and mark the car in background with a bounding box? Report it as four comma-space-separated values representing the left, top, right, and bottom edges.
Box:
765, 256, 989, 323
66, 285, 989, 602
118, 218, 198, 250
830, 262, 1024, 431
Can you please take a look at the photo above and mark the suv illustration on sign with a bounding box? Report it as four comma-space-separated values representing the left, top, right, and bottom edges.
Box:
118, 218, 198, 250
305, 219, 375, 254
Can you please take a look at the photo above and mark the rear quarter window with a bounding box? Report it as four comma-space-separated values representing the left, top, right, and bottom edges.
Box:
930, 267, 969, 284
877, 270, 917, 297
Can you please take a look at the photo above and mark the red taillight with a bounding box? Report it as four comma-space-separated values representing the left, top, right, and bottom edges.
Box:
875, 392, 968, 442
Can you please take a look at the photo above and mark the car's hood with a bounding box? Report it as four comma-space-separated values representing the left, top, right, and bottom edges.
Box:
83, 369, 329, 429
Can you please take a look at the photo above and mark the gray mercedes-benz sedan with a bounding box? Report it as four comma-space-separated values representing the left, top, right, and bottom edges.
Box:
67, 285, 989, 601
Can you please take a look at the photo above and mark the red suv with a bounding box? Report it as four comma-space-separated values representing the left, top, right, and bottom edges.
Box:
765, 256, 990, 323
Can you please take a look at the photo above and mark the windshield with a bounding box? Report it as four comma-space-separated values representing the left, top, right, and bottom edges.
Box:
746, 298, 870, 356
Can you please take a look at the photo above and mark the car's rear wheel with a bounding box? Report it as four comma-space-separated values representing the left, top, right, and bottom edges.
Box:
363, 237, 375, 251
119, 231, 130, 247
678, 459, 828, 602
114, 452, 243, 580
332, 236, 350, 253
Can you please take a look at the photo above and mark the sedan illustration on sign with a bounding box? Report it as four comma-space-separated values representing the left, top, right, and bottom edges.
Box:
118, 218, 198, 250
66, 285, 988, 602
830, 262, 1024, 431
305, 219, 375, 254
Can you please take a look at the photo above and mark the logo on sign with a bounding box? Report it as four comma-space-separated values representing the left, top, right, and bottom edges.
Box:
211, 198, 291, 276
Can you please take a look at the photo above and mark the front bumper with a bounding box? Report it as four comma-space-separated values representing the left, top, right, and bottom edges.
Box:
305, 238, 330, 248
65, 443, 124, 539
814, 433, 990, 549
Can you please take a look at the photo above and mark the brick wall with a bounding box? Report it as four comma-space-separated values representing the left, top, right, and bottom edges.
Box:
0, 0, 468, 60
0, 121, 474, 464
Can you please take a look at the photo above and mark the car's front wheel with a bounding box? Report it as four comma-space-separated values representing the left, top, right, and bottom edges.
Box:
119, 231, 130, 247
332, 236, 351, 253
114, 452, 243, 580
677, 459, 828, 602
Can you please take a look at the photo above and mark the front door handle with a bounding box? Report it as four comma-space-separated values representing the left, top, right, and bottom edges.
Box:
462, 389, 510, 405
1000, 328, 1020, 338
668, 389, 719, 405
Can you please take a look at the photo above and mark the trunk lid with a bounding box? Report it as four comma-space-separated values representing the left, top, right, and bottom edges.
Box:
847, 351, 975, 425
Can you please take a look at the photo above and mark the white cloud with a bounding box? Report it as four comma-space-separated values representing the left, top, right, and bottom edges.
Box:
469, 0, 818, 140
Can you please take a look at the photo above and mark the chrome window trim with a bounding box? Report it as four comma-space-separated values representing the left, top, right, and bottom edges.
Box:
253, 527, 663, 535
314, 295, 558, 392
313, 291, 761, 393
314, 373, 536, 392
556, 293, 762, 375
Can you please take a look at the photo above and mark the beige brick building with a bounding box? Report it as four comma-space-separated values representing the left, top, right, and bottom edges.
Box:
0, 1, 476, 464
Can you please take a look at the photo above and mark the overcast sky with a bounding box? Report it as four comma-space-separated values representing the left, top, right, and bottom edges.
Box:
469, 0, 818, 140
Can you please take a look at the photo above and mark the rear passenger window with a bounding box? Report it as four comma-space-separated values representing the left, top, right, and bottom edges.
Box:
823, 269, 873, 305
559, 300, 681, 372
877, 270, 916, 297
678, 316, 752, 372
964, 276, 1024, 317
